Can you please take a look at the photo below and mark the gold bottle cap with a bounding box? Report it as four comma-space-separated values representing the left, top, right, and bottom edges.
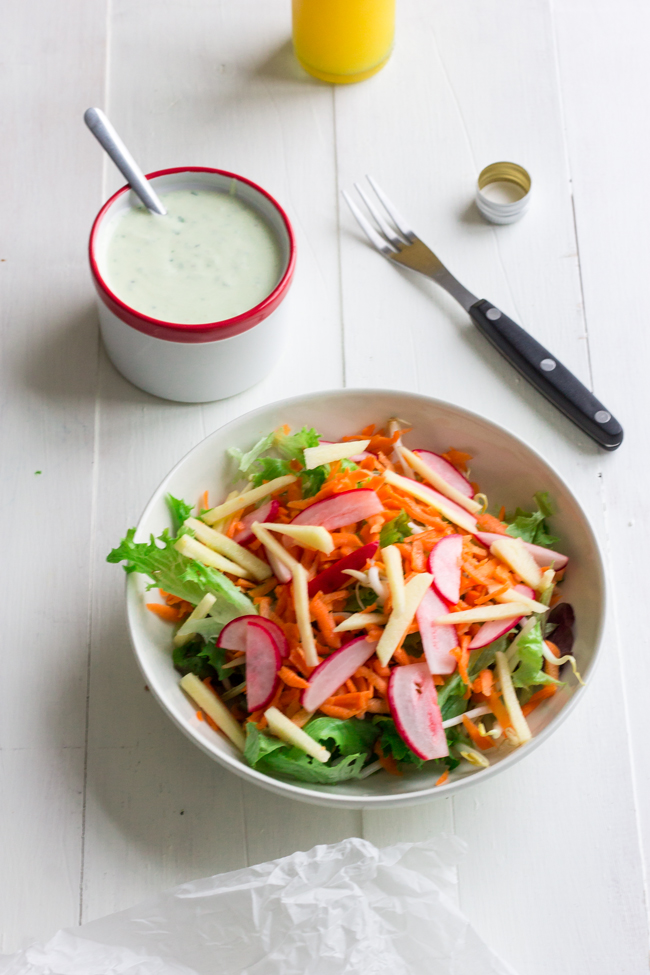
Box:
476, 162, 532, 225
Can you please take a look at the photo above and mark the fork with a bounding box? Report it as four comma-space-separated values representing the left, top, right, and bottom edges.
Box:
342, 177, 623, 451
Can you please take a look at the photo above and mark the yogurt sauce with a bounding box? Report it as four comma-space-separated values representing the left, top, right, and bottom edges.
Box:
100, 188, 283, 324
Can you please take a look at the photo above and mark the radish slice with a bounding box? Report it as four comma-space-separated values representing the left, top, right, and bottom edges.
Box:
414, 481, 478, 533
468, 616, 523, 650
388, 662, 449, 761
473, 531, 569, 569
467, 584, 534, 650
234, 499, 279, 546
308, 541, 379, 598
301, 636, 377, 713
245, 621, 281, 712
411, 449, 474, 499
513, 583, 535, 599
428, 534, 463, 605
219, 615, 289, 659
415, 587, 458, 674
291, 489, 383, 531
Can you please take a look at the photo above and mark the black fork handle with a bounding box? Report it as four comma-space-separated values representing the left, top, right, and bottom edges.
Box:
469, 299, 623, 450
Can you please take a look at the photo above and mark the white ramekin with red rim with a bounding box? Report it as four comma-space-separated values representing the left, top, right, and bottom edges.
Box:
89, 167, 296, 403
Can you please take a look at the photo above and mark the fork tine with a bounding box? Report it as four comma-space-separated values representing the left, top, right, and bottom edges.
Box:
341, 190, 397, 255
353, 182, 406, 247
366, 175, 415, 241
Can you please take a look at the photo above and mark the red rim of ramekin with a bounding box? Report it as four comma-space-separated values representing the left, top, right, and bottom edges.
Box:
89, 167, 296, 344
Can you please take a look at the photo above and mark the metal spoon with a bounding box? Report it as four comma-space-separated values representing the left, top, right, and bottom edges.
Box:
84, 107, 166, 216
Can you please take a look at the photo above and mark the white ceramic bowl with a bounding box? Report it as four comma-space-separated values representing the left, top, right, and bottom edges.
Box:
127, 389, 605, 809
89, 167, 296, 403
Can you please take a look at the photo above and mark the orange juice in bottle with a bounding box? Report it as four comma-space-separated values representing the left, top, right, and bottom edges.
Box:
292, 0, 395, 84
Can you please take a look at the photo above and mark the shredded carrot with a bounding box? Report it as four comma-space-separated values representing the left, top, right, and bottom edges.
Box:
204, 713, 222, 734
254, 596, 272, 619
147, 603, 184, 622
160, 590, 194, 615
440, 448, 472, 472
522, 684, 557, 717
393, 646, 411, 666
356, 665, 388, 696
320, 704, 358, 719
471, 668, 493, 697
411, 539, 426, 572
310, 593, 340, 649
200, 490, 209, 511
374, 740, 401, 775
278, 666, 310, 689
476, 513, 508, 535
486, 691, 513, 731
366, 431, 399, 455
435, 769, 449, 786
196, 710, 204, 721
461, 714, 495, 750
373, 659, 391, 678
325, 691, 373, 710
249, 577, 278, 599
544, 639, 561, 680
450, 635, 471, 686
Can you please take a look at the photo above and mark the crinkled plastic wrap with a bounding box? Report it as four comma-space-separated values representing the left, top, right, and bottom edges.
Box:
1, 837, 517, 975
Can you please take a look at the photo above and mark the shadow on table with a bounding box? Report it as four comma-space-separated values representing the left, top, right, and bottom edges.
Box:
254, 39, 320, 86
20, 300, 203, 412
366, 255, 604, 458
49, 599, 360, 917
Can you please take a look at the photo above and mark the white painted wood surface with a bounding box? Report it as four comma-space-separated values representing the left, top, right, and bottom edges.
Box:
0, 0, 648, 970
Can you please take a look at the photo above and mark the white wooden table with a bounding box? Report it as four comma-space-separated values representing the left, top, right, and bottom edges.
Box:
2, 1, 649, 970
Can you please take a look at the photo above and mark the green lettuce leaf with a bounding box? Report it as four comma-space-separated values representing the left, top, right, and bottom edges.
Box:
244, 723, 368, 784
339, 458, 359, 472
373, 716, 425, 768
304, 716, 379, 756
274, 426, 321, 463
228, 433, 275, 475
506, 492, 560, 548
107, 527, 256, 617
380, 510, 411, 547
344, 585, 378, 613
166, 495, 193, 535
300, 465, 329, 498
468, 635, 509, 677
250, 457, 292, 487
172, 639, 230, 681
437, 674, 467, 722
511, 620, 559, 689
172, 639, 214, 680
443, 725, 472, 771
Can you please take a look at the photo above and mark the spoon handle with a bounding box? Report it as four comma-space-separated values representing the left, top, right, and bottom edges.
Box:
84, 107, 166, 216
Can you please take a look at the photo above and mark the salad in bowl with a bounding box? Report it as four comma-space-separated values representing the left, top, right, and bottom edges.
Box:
110, 402, 589, 796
